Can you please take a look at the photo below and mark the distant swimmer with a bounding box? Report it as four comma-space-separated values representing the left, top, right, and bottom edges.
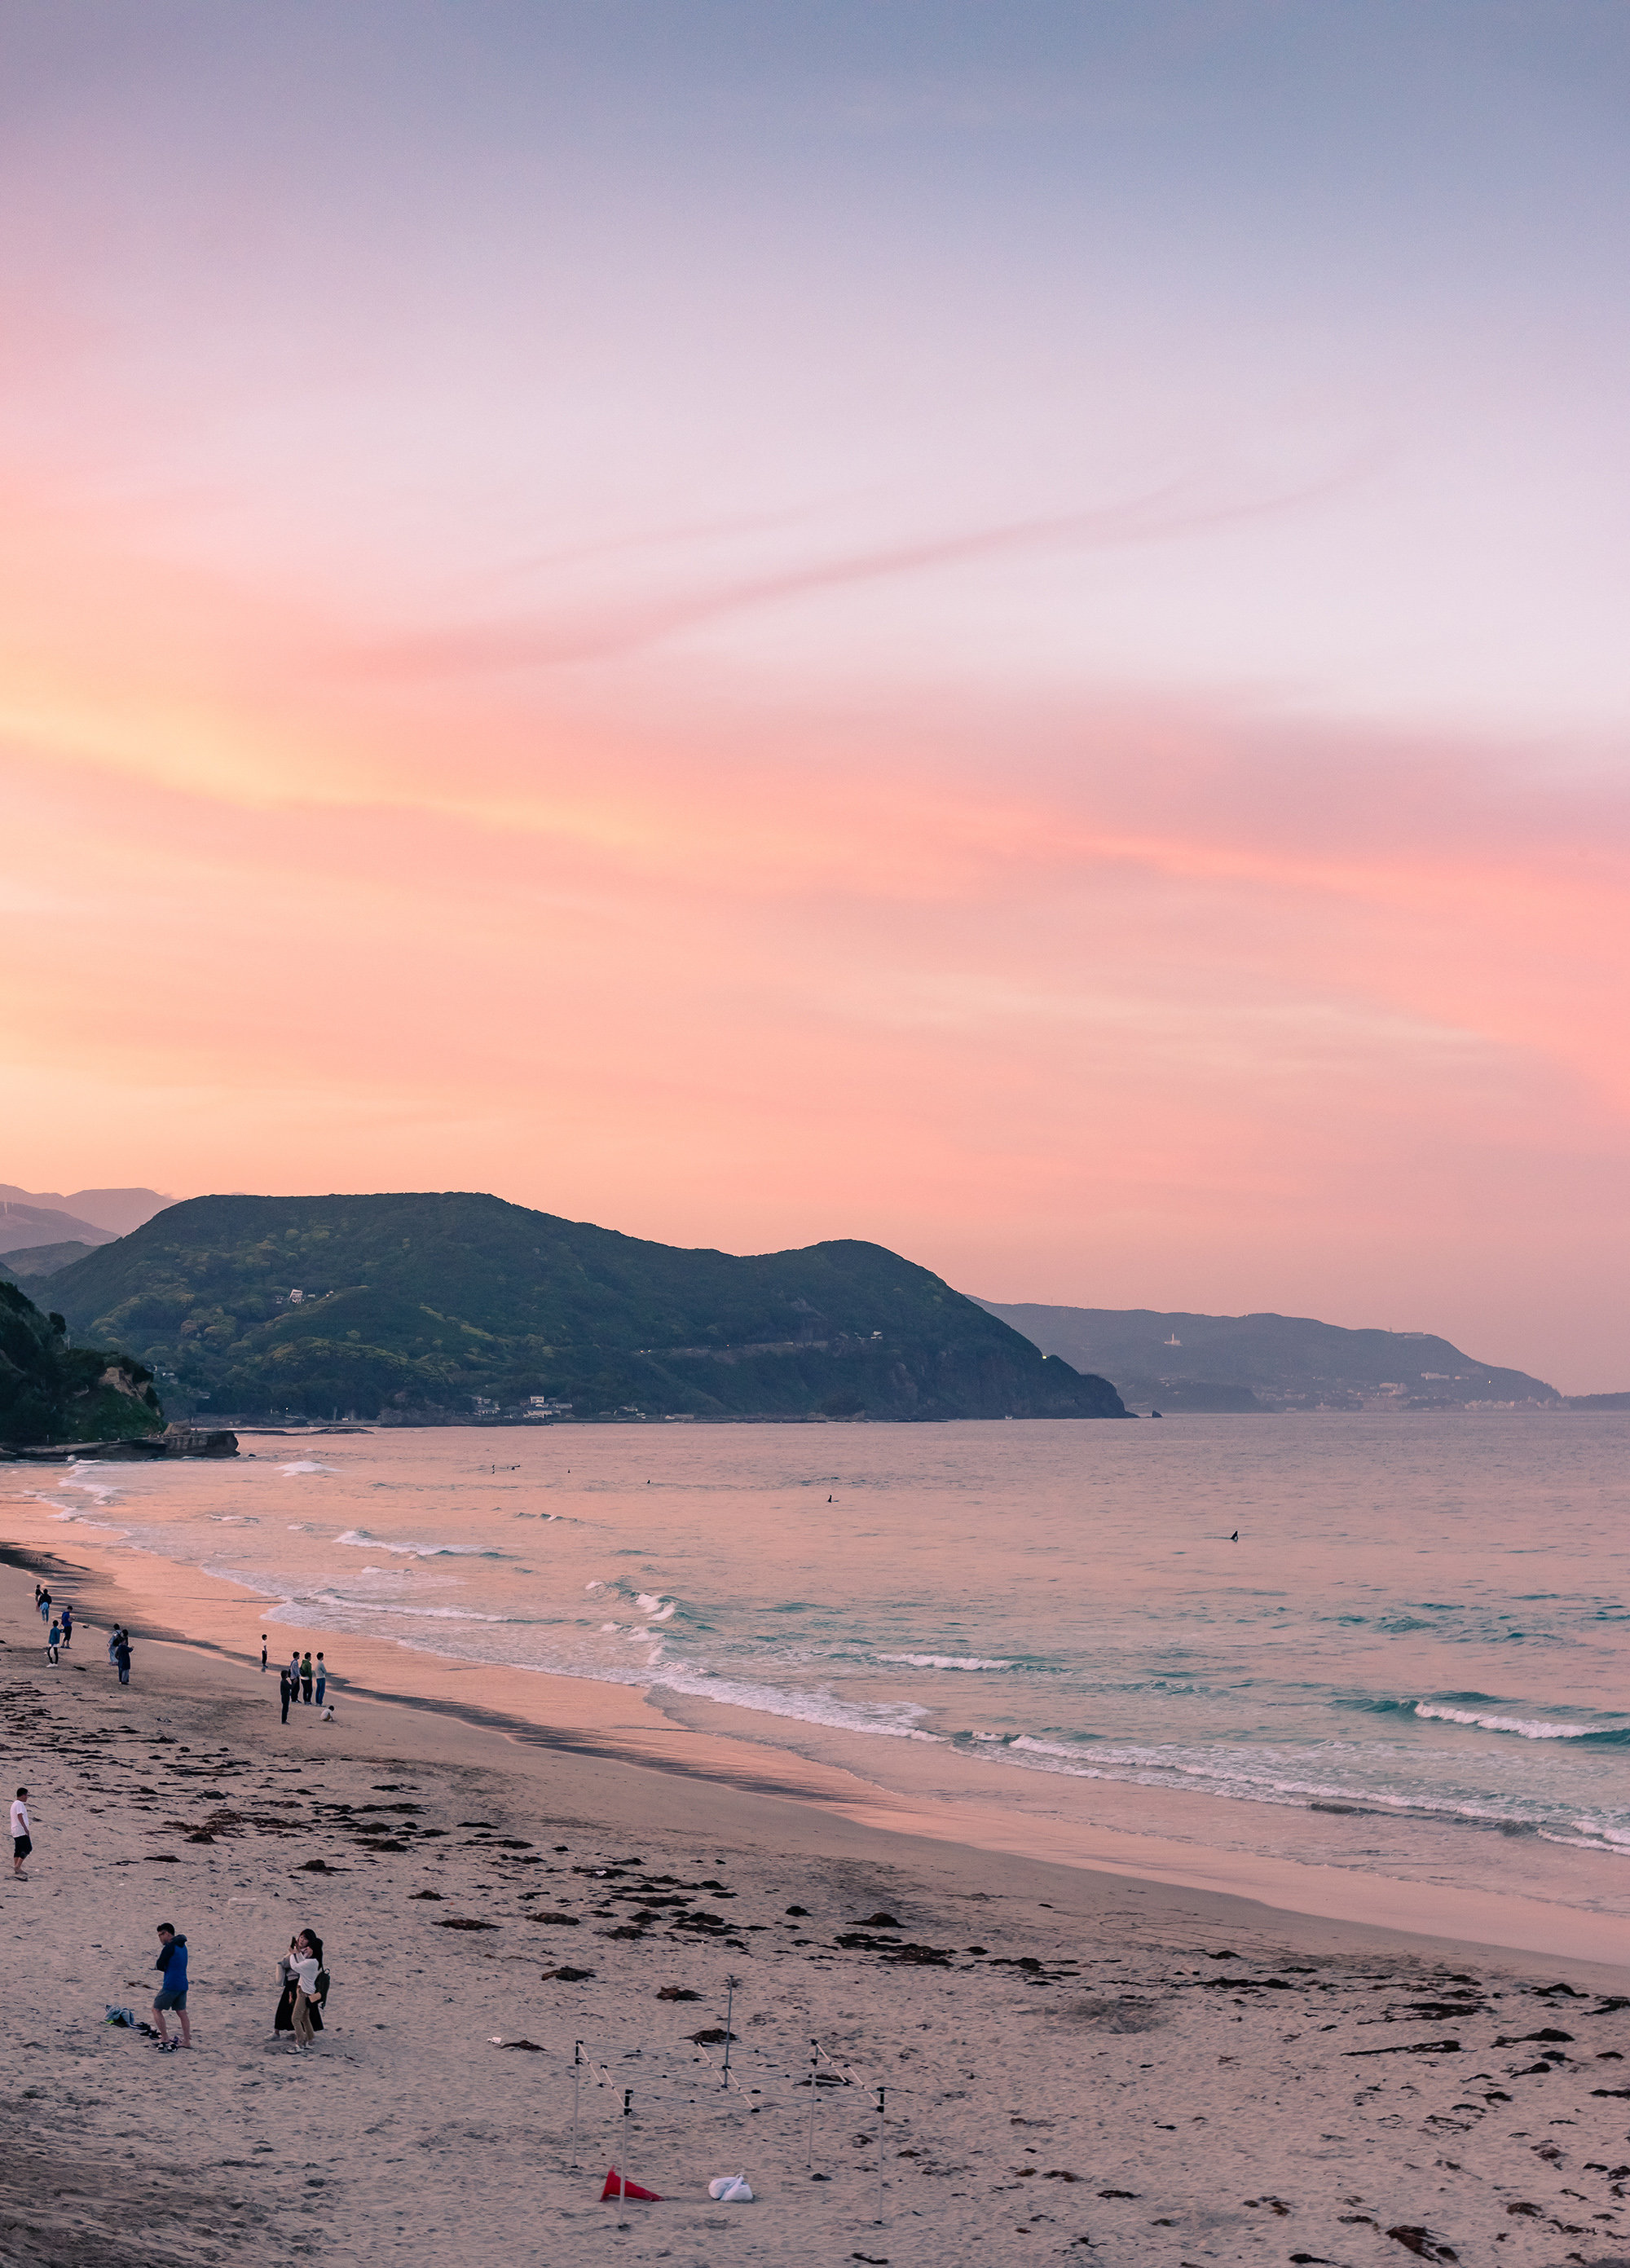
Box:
1231, 1530, 1239, 1542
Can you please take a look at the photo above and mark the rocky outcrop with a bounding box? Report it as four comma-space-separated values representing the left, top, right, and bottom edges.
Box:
0, 1280, 165, 1445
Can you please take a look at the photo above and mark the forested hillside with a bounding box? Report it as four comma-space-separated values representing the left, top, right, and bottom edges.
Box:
0, 1281, 165, 1444
50, 1192, 1127, 1424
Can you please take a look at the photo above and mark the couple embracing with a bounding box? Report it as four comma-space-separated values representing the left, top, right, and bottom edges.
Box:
275, 1929, 328, 2052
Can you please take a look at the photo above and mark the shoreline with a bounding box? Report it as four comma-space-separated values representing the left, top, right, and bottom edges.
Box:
7, 1527, 1630, 1969
4, 1554, 1630, 2266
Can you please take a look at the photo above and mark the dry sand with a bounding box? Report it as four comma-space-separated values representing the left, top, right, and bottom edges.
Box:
2, 1555, 1628, 2268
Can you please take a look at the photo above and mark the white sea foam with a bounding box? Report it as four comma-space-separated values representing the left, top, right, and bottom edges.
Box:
1414, 1701, 1602, 1740
57, 1475, 119, 1503
333, 1527, 487, 1558
636, 1592, 676, 1622
302, 1591, 513, 1624
280, 1460, 338, 1476
877, 1653, 1016, 1671
649, 1671, 938, 1741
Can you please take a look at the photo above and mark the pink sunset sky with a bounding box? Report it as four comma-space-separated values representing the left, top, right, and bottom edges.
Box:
3, 3, 1628, 1389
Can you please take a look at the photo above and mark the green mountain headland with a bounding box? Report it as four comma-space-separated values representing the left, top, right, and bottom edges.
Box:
0, 1280, 165, 1446
46, 1192, 1127, 1425
977, 1301, 1561, 1411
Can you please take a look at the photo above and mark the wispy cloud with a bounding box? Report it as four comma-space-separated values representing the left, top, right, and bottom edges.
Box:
333, 464, 1369, 680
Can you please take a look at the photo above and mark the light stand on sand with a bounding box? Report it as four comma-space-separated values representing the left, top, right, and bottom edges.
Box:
618, 2089, 632, 2226
570, 2040, 583, 2169
874, 2085, 887, 2225
721, 1974, 741, 2088
807, 2038, 819, 2166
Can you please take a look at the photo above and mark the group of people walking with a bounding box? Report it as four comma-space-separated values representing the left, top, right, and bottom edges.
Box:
276, 1646, 333, 1723
30, 1583, 335, 1711
32, 1585, 131, 1680
34, 1585, 73, 1663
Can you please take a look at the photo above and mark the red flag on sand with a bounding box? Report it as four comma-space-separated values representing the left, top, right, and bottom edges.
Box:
601, 2168, 663, 2202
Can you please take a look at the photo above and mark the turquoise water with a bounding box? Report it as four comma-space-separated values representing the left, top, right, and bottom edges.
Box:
15, 1412, 1630, 1874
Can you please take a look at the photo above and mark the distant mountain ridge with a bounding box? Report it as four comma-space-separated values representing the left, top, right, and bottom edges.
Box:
0, 1242, 103, 1285
0, 1186, 176, 1250
46, 1191, 1127, 1424
975, 1301, 1562, 1411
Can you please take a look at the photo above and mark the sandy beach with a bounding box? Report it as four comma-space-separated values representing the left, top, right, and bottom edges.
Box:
3, 1548, 1629, 2268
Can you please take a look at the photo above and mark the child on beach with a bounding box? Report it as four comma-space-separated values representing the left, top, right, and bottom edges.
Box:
59, 1602, 72, 1648
11, 1788, 31, 1877
46, 1620, 59, 1665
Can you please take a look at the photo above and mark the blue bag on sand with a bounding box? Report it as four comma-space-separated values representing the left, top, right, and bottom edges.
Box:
104, 2006, 136, 2028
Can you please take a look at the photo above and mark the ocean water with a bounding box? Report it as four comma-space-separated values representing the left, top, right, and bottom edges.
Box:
15, 1414, 1630, 1893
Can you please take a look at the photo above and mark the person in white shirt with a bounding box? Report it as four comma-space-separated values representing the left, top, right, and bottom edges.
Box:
284, 1930, 324, 2052
11, 1788, 32, 1877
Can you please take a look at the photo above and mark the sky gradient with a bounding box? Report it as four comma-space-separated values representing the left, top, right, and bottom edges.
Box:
4, 2, 1628, 1388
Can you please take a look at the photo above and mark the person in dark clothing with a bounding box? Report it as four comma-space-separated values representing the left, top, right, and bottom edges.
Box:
115, 1632, 132, 1685
300, 1652, 315, 1704
260, 1634, 268, 1672
152, 1922, 191, 2049
59, 1602, 73, 1648
37, 1586, 51, 1624
279, 1667, 292, 1724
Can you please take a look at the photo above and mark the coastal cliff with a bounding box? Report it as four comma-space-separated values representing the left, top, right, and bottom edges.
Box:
0, 1279, 165, 1445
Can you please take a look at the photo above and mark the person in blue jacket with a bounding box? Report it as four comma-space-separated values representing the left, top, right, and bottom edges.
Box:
152, 1922, 191, 2050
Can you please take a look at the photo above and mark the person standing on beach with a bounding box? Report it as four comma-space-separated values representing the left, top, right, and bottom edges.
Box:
37, 1585, 51, 1624
314, 1654, 326, 1707
260, 1635, 268, 1672
59, 1602, 72, 1649
108, 1623, 124, 1666
46, 1619, 60, 1666
285, 1930, 323, 2052
287, 1647, 301, 1693
279, 1665, 292, 1724
11, 1788, 32, 1877
152, 1922, 191, 2050
116, 1630, 133, 1685
300, 1652, 314, 1705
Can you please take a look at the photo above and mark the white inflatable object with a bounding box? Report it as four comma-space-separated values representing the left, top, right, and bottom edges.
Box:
707, 2174, 754, 2202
